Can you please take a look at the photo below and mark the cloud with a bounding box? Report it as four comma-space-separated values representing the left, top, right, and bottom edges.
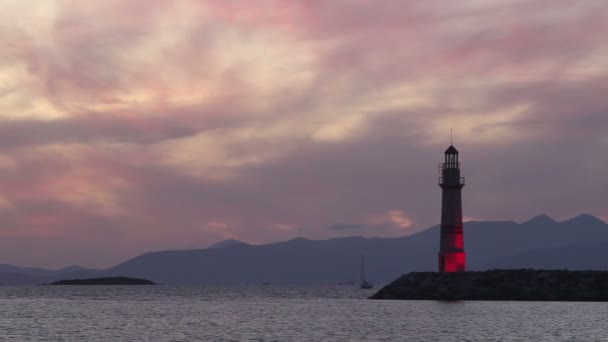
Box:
388, 210, 414, 229
327, 223, 365, 231
0, 0, 606, 267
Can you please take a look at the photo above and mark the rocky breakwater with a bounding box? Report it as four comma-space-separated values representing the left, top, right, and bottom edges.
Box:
371, 270, 608, 301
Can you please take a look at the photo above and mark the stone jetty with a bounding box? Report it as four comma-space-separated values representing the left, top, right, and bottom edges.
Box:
371, 269, 608, 301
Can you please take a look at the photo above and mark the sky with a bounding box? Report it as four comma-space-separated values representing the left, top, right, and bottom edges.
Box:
0, 0, 607, 268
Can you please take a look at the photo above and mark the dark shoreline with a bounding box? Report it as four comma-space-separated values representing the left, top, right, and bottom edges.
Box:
371, 269, 608, 301
49, 276, 157, 285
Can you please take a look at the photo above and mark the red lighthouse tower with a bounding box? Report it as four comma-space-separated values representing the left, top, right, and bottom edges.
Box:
438, 145, 466, 272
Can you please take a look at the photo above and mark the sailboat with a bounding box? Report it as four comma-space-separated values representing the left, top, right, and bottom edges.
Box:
360, 255, 373, 289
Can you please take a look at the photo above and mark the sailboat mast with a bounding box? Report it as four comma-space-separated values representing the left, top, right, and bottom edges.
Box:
360, 255, 365, 283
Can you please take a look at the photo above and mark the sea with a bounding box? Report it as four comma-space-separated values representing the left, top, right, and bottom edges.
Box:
0, 285, 607, 341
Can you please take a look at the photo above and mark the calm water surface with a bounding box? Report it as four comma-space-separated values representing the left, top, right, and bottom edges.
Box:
0, 285, 607, 341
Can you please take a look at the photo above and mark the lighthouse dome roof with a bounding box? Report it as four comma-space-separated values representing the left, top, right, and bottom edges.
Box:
445, 145, 459, 154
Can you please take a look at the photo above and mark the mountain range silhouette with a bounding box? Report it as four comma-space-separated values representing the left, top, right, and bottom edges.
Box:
1, 214, 606, 285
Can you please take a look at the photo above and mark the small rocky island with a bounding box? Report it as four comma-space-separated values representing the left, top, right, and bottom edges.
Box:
50, 276, 156, 285
371, 270, 608, 301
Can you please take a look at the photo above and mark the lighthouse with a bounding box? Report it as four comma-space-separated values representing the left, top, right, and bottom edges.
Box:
438, 145, 466, 272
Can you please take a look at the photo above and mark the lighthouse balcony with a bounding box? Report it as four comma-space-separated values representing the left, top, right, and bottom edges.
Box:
438, 176, 465, 186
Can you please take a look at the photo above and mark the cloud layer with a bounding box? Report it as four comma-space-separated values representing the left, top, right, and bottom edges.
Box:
0, 0, 606, 267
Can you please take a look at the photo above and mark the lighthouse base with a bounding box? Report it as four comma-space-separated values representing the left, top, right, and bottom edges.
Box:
438, 252, 466, 272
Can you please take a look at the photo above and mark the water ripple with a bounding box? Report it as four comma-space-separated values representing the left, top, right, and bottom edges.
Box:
0, 285, 607, 341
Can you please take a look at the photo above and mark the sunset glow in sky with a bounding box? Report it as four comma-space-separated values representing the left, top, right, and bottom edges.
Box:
1, 0, 607, 268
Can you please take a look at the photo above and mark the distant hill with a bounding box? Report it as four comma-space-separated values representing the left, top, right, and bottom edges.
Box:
50, 276, 156, 285
99, 214, 608, 284
207, 239, 249, 249
0, 265, 100, 285
467, 214, 608, 269
0, 264, 57, 277
485, 242, 608, 270
1, 214, 607, 285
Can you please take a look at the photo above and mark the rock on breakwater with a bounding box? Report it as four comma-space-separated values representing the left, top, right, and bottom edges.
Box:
371, 269, 608, 301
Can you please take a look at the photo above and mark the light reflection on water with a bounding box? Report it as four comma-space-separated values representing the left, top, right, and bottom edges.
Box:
0, 285, 607, 341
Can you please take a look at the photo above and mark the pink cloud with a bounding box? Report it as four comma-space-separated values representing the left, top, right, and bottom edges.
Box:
0, 0, 606, 268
